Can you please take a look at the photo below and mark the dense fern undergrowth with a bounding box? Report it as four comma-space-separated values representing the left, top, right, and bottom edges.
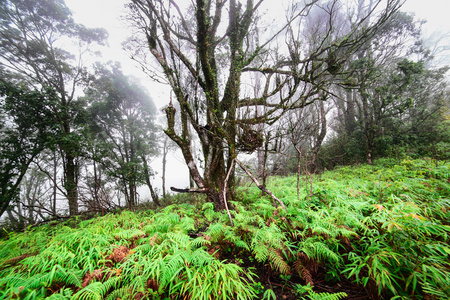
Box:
0, 158, 449, 300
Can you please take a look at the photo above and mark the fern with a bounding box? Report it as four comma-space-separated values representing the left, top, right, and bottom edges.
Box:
104, 286, 133, 300
303, 291, 348, 300
268, 247, 291, 274
72, 282, 107, 300
297, 237, 341, 264
1, 159, 448, 299
113, 229, 145, 241
45, 288, 73, 299
205, 222, 249, 251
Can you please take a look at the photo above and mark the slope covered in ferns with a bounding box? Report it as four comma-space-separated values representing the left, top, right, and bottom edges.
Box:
0, 158, 449, 299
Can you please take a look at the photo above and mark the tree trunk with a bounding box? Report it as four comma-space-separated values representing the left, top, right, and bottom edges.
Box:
128, 181, 136, 210
295, 146, 302, 199
142, 155, 160, 206
64, 153, 78, 215
262, 133, 270, 188
162, 139, 167, 198
148, 181, 160, 206
345, 90, 357, 136
206, 146, 227, 210
311, 101, 327, 173
53, 151, 58, 215
93, 159, 100, 210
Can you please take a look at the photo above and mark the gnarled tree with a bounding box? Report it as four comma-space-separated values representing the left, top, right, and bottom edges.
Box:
127, 0, 402, 209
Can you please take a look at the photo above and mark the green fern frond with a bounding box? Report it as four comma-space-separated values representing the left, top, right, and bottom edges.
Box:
94, 276, 118, 293
104, 286, 133, 300
163, 253, 185, 284
113, 229, 145, 241
235, 240, 250, 250
178, 216, 196, 232
191, 236, 210, 248
252, 202, 276, 219
21, 265, 79, 290
304, 291, 348, 300
205, 222, 229, 240
253, 244, 269, 262
166, 232, 190, 246
21, 286, 46, 300
72, 282, 107, 300
202, 202, 214, 211
0, 272, 27, 288
59, 268, 83, 287
190, 248, 214, 267
163, 204, 178, 214
44, 288, 73, 299
299, 238, 341, 264
250, 224, 287, 266
201, 202, 216, 221
180, 260, 256, 300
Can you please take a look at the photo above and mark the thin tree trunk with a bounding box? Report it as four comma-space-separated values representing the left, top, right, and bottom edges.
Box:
161, 137, 170, 198
295, 145, 302, 199
223, 160, 235, 227
142, 155, 161, 206
93, 159, 99, 211
262, 132, 270, 188
128, 181, 136, 210
345, 90, 357, 135
53, 151, 57, 215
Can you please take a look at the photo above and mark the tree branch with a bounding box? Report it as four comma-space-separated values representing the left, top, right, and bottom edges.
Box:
234, 157, 286, 210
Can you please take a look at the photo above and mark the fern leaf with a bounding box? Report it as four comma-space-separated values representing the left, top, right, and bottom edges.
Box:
44, 288, 73, 299
305, 291, 347, 300
191, 237, 210, 248
268, 248, 291, 274
72, 282, 106, 300
104, 286, 133, 300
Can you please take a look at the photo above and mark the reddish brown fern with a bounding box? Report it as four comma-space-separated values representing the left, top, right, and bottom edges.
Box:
106, 246, 130, 264
301, 266, 314, 286
82, 267, 105, 287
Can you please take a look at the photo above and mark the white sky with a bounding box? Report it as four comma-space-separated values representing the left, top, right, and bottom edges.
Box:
65, 0, 450, 104
401, 0, 450, 34
64, 0, 450, 195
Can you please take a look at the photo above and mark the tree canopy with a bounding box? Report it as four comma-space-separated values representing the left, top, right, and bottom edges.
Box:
0, 81, 58, 218
0, 0, 107, 216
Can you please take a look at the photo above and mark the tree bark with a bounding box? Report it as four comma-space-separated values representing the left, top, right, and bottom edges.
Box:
64, 153, 78, 215
162, 138, 168, 198
310, 100, 327, 173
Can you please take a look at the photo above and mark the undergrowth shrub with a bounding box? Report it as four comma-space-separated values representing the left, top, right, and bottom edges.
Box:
0, 158, 449, 299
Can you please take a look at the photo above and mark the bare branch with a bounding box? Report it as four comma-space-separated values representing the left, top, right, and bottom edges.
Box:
235, 157, 286, 211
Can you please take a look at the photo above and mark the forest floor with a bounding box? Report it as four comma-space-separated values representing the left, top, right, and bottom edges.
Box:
0, 158, 449, 299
